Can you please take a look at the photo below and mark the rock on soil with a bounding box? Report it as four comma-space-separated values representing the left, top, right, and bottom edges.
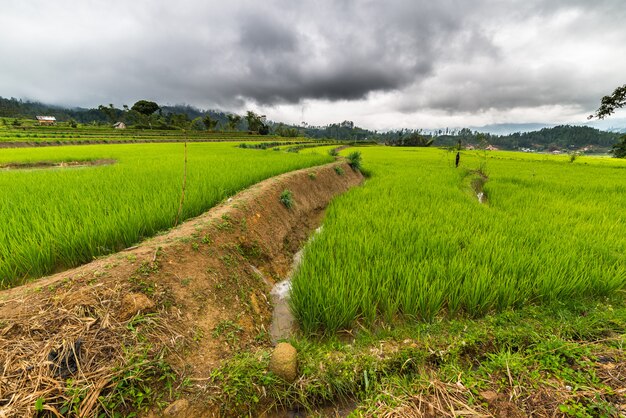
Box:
163, 398, 189, 417
119, 292, 155, 320
269, 342, 298, 382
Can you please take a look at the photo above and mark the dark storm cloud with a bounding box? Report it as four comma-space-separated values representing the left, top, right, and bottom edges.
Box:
202, 0, 469, 104
0, 0, 488, 107
0, 0, 625, 121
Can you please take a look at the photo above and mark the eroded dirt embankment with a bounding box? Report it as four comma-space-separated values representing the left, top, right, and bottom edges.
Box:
0, 161, 363, 417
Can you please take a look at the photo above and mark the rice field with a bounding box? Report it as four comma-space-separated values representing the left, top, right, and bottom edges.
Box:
0, 142, 332, 287
290, 146, 626, 334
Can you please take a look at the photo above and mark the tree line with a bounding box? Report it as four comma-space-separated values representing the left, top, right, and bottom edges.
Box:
0, 97, 272, 134
2, 87, 626, 155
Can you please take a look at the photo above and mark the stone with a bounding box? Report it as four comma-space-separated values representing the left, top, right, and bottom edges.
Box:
163, 398, 189, 417
119, 292, 155, 320
269, 342, 298, 382
480, 390, 499, 403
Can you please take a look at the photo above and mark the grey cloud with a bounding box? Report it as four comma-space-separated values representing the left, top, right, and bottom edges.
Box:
0, 0, 625, 124
0, 0, 495, 107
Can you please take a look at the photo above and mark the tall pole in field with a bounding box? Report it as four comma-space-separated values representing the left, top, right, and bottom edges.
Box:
174, 132, 188, 227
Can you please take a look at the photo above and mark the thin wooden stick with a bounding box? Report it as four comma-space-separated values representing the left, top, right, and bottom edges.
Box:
174, 136, 188, 227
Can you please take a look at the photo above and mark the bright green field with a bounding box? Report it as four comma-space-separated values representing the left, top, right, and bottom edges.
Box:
0, 142, 332, 288
290, 146, 626, 334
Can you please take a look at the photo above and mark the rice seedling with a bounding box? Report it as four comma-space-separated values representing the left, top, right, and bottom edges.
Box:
290, 147, 626, 334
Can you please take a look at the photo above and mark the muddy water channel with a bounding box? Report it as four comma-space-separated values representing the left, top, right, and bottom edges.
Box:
269, 226, 322, 343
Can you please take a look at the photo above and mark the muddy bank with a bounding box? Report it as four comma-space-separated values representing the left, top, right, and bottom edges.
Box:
0, 158, 116, 170
0, 161, 362, 417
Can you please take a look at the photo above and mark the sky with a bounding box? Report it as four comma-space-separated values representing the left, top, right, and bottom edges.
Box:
1, 0, 625, 131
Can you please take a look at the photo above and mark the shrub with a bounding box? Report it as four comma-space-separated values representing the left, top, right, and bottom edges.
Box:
347, 151, 362, 171
610, 134, 626, 158
280, 189, 294, 209
328, 148, 339, 157
334, 166, 345, 176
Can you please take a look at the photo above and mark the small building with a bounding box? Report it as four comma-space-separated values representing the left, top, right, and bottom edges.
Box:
485, 145, 499, 151
36, 116, 56, 126
113, 122, 126, 129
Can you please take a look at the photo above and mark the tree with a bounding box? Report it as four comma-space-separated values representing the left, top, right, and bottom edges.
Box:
610, 135, 626, 158
258, 123, 270, 135
131, 100, 160, 116
589, 84, 626, 119
202, 115, 219, 131
98, 104, 117, 124
405, 132, 433, 146
245, 111, 265, 133
393, 132, 433, 147
227, 114, 242, 131
168, 113, 190, 129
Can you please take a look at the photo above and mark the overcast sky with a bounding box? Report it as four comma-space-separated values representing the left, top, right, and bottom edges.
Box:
1, 0, 625, 131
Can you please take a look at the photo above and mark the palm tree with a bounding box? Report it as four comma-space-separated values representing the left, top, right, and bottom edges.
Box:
203, 115, 219, 132
227, 114, 242, 131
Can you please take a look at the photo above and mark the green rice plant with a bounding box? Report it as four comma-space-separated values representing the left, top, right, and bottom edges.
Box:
0, 142, 331, 288
290, 147, 626, 334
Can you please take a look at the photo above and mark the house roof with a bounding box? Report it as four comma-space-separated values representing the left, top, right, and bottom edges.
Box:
36, 116, 56, 121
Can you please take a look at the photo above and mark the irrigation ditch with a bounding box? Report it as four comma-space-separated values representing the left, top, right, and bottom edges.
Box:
0, 160, 363, 417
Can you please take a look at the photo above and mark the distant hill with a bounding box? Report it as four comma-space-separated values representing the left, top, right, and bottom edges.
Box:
472, 123, 552, 135
0, 97, 234, 127
0, 96, 77, 120
0, 96, 622, 150
472, 119, 626, 136
416, 125, 620, 151
495, 125, 619, 149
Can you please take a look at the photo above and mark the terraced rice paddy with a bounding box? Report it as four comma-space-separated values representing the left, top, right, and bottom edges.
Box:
0, 142, 332, 287
290, 147, 626, 334
0, 123, 274, 143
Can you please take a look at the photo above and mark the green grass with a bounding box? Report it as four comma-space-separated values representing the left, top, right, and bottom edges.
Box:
208, 297, 626, 416
290, 146, 626, 334
0, 142, 332, 287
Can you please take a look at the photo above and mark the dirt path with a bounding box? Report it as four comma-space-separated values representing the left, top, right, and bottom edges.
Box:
0, 161, 363, 417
